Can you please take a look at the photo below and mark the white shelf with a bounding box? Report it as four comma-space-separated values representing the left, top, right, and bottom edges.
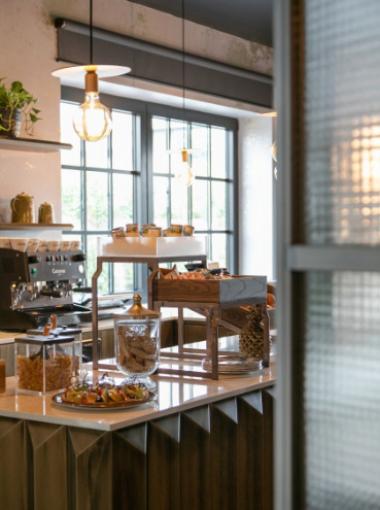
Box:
0, 137, 72, 153
0, 223, 73, 231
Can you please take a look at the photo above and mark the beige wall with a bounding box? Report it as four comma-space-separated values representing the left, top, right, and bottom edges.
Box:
0, 0, 272, 226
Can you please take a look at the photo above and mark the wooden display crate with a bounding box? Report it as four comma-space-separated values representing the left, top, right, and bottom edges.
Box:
151, 275, 267, 307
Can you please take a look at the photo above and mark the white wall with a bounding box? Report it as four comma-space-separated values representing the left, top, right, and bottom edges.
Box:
239, 117, 274, 280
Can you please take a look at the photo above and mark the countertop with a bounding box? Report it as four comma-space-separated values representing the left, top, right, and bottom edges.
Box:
0, 363, 276, 431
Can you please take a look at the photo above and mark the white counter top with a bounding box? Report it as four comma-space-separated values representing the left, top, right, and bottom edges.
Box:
0, 364, 276, 431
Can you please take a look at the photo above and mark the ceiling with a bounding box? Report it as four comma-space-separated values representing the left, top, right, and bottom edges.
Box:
129, 0, 273, 47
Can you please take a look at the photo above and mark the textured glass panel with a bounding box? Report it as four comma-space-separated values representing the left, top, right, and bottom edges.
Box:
61, 169, 81, 229
305, 1, 380, 244
60, 102, 81, 167
304, 271, 380, 509
86, 172, 108, 230
113, 173, 133, 228
112, 111, 133, 171
153, 116, 169, 174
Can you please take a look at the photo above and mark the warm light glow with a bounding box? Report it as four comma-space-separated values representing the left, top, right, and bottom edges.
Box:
73, 92, 112, 142
174, 148, 195, 187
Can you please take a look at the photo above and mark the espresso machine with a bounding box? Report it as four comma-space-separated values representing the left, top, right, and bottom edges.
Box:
0, 248, 90, 330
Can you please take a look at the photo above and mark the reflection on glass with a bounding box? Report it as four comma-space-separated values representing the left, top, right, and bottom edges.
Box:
113, 173, 133, 228
85, 135, 108, 169
112, 111, 133, 170
86, 172, 108, 230
191, 124, 208, 177
153, 176, 170, 225
153, 117, 169, 174
212, 181, 227, 230
60, 102, 81, 166
193, 180, 208, 230
61, 169, 81, 229
211, 127, 227, 178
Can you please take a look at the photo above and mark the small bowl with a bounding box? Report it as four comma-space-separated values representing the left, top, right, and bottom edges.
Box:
47, 240, 60, 252
0, 238, 11, 249
70, 240, 81, 251
27, 238, 40, 254
10, 238, 29, 252
60, 240, 71, 252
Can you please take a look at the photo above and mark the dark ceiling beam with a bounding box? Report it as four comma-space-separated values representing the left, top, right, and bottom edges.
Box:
55, 18, 273, 108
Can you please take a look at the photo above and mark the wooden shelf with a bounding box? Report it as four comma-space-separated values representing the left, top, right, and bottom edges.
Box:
0, 137, 72, 153
0, 223, 73, 231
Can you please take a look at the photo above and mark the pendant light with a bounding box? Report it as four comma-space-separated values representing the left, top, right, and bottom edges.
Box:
52, 0, 131, 142
174, 0, 195, 187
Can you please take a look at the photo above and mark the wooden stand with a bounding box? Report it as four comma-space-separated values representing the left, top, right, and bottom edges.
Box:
151, 275, 269, 380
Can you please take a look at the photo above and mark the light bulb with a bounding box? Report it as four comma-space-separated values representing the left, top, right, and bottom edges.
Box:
73, 92, 112, 142
174, 148, 195, 187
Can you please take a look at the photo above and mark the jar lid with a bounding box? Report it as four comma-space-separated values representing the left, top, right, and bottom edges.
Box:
15, 334, 75, 345
116, 293, 159, 319
27, 327, 82, 337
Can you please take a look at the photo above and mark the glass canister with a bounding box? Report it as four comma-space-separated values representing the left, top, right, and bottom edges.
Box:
15, 334, 80, 394
114, 293, 160, 380
27, 326, 83, 366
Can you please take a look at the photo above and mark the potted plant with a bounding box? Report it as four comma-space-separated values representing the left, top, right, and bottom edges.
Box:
0, 79, 41, 137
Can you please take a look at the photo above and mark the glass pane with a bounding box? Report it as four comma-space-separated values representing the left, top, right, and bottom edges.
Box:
191, 124, 208, 177
112, 110, 134, 170
153, 176, 170, 226
211, 233, 228, 268
153, 117, 169, 174
85, 136, 108, 169
61, 169, 81, 229
86, 236, 109, 294
170, 119, 186, 175
211, 181, 227, 230
114, 264, 134, 293
86, 171, 108, 230
211, 127, 227, 178
192, 180, 208, 230
113, 173, 133, 228
60, 102, 81, 166
171, 177, 188, 224
304, 271, 380, 508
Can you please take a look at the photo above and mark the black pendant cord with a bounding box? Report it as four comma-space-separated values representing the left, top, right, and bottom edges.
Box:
89, 0, 94, 64
182, 0, 186, 148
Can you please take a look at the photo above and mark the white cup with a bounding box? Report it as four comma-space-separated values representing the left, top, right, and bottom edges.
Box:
38, 240, 48, 253
27, 238, 40, 254
47, 240, 60, 252
70, 240, 80, 251
0, 238, 11, 249
60, 240, 71, 252
10, 238, 29, 252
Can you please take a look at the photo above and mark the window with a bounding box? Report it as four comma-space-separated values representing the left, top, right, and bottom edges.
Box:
151, 116, 235, 269
60, 90, 237, 294
60, 101, 141, 294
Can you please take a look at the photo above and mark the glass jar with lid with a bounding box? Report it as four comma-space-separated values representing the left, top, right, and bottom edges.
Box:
114, 293, 160, 381
15, 333, 80, 394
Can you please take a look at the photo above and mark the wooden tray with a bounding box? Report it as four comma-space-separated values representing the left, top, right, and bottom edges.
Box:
152, 275, 267, 306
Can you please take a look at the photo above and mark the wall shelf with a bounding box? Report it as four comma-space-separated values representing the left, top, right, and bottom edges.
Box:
0, 223, 73, 231
0, 137, 72, 153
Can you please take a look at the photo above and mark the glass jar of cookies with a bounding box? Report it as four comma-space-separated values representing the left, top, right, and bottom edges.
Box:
114, 293, 160, 381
